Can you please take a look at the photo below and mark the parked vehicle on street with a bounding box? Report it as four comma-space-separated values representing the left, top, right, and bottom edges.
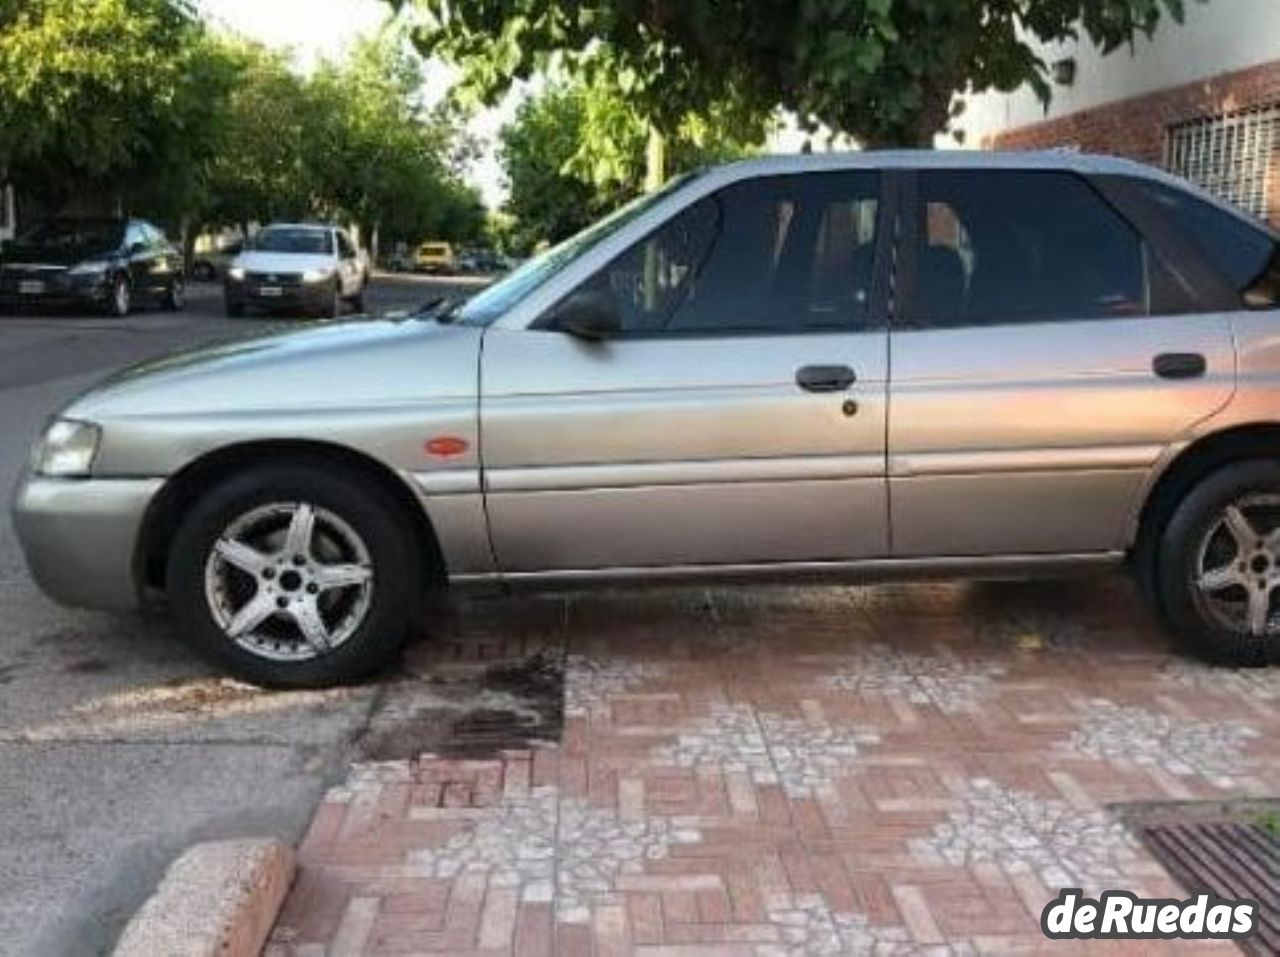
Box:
14, 152, 1280, 687
224, 223, 367, 318
0, 217, 185, 316
415, 241, 456, 274
457, 248, 509, 275
190, 239, 243, 282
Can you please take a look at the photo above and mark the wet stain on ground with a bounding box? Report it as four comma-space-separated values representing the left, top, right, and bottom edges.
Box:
355, 652, 565, 761
63, 657, 112, 675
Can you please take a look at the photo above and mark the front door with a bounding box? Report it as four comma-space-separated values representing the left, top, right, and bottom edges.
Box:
481, 170, 892, 574
889, 168, 1236, 557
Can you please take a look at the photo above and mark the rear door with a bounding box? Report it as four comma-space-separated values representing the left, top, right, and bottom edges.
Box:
481, 170, 893, 574
889, 167, 1235, 557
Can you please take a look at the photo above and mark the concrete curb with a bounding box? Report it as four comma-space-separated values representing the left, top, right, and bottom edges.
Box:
113, 838, 295, 957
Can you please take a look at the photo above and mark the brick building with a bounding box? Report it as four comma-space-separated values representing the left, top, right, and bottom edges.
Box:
962, 0, 1280, 226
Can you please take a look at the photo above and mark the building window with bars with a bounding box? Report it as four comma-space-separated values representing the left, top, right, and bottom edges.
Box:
1164, 104, 1280, 223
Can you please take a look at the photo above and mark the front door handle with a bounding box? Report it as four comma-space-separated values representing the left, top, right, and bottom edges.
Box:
796, 364, 856, 393
1153, 352, 1206, 380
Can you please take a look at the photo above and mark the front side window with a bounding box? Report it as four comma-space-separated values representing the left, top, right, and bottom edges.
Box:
910, 170, 1146, 327
545, 172, 882, 336
1137, 179, 1280, 309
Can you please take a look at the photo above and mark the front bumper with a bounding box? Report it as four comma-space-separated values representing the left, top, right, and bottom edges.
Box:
0, 273, 111, 309
226, 278, 331, 311
11, 473, 163, 611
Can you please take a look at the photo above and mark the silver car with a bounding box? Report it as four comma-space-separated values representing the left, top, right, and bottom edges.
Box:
13, 151, 1280, 686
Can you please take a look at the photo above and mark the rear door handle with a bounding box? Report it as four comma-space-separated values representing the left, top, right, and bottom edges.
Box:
1153, 352, 1207, 379
796, 364, 856, 393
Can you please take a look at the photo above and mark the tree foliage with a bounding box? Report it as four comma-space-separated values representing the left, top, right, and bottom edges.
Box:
0, 0, 207, 197
0, 3, 486, 251
499, 74, 764, 252
399, 0, 1198, 147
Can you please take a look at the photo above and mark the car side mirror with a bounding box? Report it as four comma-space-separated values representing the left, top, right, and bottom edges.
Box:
551, 290, 621, 341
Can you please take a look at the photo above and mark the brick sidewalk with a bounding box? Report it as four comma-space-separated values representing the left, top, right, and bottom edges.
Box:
268, 579, 1278, 955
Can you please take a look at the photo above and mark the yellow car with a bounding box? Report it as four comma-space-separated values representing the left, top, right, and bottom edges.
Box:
415, 241, 456, 274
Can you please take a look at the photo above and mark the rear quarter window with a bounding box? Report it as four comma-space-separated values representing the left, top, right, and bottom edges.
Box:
1138, 180, 1280, 309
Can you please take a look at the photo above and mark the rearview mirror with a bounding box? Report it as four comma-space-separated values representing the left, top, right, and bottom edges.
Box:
552, 290, 621, 341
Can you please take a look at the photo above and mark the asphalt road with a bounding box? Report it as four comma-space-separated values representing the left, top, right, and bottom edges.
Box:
0, 275, 478, 956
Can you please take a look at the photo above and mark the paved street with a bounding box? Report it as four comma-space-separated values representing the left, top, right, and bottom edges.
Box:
0, 275, 475, 957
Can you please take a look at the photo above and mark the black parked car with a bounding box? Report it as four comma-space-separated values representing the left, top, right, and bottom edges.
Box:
0, 218, 185, 316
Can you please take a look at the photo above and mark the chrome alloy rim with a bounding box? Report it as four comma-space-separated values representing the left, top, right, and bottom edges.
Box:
203, 502, 374, 661
114, 279, 130, 315
1193, 494, 1280, 637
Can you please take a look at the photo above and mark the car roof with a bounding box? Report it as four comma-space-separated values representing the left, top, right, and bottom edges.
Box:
719, 148, 1175, 179
259, 223, 334, 232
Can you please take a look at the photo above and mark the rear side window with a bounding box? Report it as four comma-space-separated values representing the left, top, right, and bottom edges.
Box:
909, 170, 1146, 327
1137, 180, 1280, 309
551, 172, 882, 336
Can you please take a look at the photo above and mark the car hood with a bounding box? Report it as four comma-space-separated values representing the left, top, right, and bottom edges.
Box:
233, 251, 335, 274
67, 317, 482, 420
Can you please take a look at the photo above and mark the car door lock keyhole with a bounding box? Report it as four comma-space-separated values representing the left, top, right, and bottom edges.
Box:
842, 398, 859, 417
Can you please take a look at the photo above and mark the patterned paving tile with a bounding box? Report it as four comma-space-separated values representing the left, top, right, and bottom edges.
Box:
270, 579, 1266, 955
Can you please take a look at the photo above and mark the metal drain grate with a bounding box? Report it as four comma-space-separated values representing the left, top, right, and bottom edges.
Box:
1141, 821, 1280, 954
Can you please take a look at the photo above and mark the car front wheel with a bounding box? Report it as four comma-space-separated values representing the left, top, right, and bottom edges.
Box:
105, 275, 131, 317
166, 464, 421, 687
1158, 459, 1280, 666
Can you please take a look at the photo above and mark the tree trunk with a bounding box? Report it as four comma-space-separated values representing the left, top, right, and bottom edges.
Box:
645, 126, 667, 193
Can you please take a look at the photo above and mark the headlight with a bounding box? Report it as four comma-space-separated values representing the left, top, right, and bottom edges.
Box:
68, 260, 110, 276
32, 418, 101, 477
228, 266, 246, 281
302, 268, 334, 283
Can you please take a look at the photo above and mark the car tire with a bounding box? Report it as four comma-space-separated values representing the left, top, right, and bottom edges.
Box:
350, 286, 366, 314
1157, 458, 1280, 667
326, 281, 342, 319
164, 276, 186, 312
105, 275, 131, 317
166, 463, 422, 688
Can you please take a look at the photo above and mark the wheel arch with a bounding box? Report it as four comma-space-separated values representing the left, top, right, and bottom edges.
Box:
134, 439, 447, 596
1133, 423, 1280, 570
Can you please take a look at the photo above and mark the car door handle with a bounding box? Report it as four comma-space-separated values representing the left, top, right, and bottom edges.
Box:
796, 365, 856, 393
1153, 352, 1206, 380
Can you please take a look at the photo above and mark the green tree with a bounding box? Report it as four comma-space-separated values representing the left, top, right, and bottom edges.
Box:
196, 41, 314, 234
0, 0, 209, 207
301, 31, 485, 257
397, 0, 1198, 148
499, 75, 764, 252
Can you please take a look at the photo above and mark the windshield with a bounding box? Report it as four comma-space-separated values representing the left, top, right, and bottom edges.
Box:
16, 219, 123, 252
452, 172, 701, 326
252, 227, 333, 255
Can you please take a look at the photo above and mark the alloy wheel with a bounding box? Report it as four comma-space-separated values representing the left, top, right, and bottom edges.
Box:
203, 501, 374, 661
1192, 494, 1280, 637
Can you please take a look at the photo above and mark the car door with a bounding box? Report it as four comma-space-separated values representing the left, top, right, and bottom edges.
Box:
888, 167, 1236, 558
480, 170, 892, 575
124, 221, 158, 294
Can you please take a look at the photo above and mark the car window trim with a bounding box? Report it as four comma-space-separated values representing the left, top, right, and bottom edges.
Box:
530, 170, 895, 339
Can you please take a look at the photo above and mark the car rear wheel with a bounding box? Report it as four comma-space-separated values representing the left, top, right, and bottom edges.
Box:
105, 275, 130, 317
166, 464, 421, 687
1157, 459, 1280, 666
